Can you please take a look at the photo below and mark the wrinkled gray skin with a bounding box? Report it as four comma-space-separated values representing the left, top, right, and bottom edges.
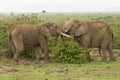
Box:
64, 20, 115, 61
9, 22, 68, 62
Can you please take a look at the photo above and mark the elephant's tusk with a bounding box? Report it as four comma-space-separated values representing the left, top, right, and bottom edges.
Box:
60, 33, 71, 38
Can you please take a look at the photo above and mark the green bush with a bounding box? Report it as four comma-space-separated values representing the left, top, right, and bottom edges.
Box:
50, 38, 89, 64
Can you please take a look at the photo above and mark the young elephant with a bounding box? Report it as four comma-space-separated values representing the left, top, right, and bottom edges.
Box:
9, 22, 69, 62
64, 20, 115, 61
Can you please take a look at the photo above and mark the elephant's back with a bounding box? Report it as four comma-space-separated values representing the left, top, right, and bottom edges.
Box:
15, 24, 37, 32
11, 24, 39, 47
88, 22, 107, 30
88, 22, 111, 47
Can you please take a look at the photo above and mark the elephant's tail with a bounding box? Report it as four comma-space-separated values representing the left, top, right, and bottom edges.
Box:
106, 25, 114, 40
9, 34, 12, 51
8, 33, 15, 57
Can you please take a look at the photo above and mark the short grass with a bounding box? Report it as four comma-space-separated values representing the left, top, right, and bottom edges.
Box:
0, 57, 120, 80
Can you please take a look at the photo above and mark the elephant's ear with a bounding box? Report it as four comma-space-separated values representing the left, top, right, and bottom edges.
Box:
38, 25, 52, 38
75, 22, 89, 36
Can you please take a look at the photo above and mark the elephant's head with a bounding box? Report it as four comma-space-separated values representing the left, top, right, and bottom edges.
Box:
38, 23, 52, 38
39, 22, 70, 38
64, 20, 89, 36
45, 22, 70, 37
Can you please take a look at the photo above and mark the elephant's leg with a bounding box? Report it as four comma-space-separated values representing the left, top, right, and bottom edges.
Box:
13, 50, 23, 62
81, 37, 92, 60
83, 47, 91, 60
12, 35, 24, 62
35, 46, 41, 62
99, 48, 102, 57
101, 43, 108, 61
101, 35, 110, 61
101, 48, 108, 61
42, 44, 49, 61
107, 43, 116, 61
9, 40, 15, 57
82, 43, 91, 60
39, 37, 49, 62
87, 51, 91, 61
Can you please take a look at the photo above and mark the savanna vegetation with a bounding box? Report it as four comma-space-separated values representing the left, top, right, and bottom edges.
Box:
0, 13, 120, 80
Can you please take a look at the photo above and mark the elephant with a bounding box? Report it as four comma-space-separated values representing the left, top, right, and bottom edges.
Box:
63, 19, 115, 61
9, 22, 70, 62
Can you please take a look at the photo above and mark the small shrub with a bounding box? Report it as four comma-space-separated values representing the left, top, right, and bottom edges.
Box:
21, 48, 36, 60
50, 38, 89, 64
